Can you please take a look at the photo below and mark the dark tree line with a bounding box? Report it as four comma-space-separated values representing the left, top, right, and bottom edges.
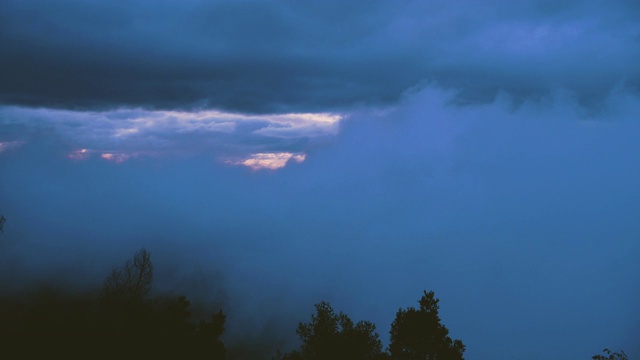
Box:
273, 301, 387, 360
1, 245, 467, 360
274, 290, 465, 360
0, 243, 628, 359
0, 248, 226, 359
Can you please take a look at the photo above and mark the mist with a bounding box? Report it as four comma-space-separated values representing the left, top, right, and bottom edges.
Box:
1, 85, 639, 359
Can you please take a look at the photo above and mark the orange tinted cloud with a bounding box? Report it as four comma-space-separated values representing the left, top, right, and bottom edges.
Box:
228, 152, 306, 170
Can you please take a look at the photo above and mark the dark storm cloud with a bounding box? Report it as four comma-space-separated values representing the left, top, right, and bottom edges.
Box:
1, 0, 639, 112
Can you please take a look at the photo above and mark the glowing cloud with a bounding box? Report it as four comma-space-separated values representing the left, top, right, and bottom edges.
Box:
252, 113, 342, 138
68, 148, 91, 160
0, 106, 343, 165
228, 152, 307, 170
101, 153, 132, 164
99, 109, 341, 140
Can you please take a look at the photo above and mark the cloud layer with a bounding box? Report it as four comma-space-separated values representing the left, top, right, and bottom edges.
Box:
1, 0, 639, 112
0, 106, 340, 168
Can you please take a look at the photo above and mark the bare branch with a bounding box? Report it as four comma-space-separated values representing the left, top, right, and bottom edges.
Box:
103, 248, 153, 303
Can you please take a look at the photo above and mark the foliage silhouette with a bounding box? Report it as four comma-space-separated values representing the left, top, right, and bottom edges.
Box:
193, 309, 227, 358
0, 233, 624, 360
0, 214, 5, 233
388, 290, 465, 360
0, 248, 226, 359
592, 349, 629, 360
276, 301, 387, 360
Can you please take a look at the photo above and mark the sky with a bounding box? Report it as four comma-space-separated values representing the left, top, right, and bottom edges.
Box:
1, 0, 639, 358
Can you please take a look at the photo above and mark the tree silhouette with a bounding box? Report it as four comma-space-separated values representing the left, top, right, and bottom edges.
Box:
389, 291, 465, 360
277, 301, 386, 360
103, 248, 153, 303
192, 309, 227, 359
0, 214, 5, 233
0, 247, 228, 358
157, 295, 194, 336
592, 349, 628, 360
